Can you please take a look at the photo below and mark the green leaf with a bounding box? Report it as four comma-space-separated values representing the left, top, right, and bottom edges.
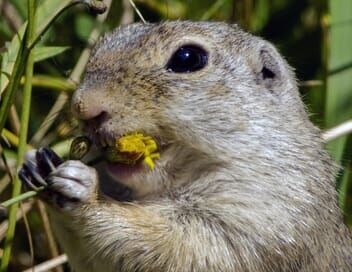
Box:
75, 14, 95, 41
0, 24, 26, 95
0, 0, 73, 94
33, 46, 70, 62
33, 0, 74, 46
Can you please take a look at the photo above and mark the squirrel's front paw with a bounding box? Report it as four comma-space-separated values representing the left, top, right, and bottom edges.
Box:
19, 148, 98, 210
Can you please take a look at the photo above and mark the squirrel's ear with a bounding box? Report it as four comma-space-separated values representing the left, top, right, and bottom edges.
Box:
256, 42, 288, 91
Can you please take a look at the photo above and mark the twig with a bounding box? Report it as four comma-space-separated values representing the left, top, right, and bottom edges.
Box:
22, 254, 68, 272
121, 0, 134, 25
243, 0, 253, 30
0, 0, 23, 31
323, 120, 352, 142
30, 93, 69, 145
0, 147, 14, 194
70, 0, 113, 82
20, 202, 35, 271
36, 200, 63, 272
0, 200, 33, 240
0, 175, 11, 194
201, 0, 226, 20
9, 105, 20, 135
128, 0, 146, 23
299, 80, 324, 87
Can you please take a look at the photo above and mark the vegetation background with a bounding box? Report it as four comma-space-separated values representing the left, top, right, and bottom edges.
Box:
0, 0, 351, 271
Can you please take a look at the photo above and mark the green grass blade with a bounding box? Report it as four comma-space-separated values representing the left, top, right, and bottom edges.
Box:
0, 189, 43, 208
339, 168, 352, 224
0, 32, 29, 133
325, 0, 352, 162
22, 74, 76, 92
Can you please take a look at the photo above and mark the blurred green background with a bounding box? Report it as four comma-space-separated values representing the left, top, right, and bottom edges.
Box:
0, 0, 351, 271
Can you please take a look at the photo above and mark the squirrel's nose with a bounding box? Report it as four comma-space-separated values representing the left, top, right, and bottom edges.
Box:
71, 89, 109, 121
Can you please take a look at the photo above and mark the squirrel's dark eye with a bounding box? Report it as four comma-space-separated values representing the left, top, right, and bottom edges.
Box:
166, 45, 208, 73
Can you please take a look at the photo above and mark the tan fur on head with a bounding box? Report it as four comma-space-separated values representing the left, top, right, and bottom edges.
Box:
50, 21, 352, 271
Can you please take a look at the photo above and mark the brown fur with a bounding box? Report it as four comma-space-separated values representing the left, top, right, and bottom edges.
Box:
40, 22, 352, 271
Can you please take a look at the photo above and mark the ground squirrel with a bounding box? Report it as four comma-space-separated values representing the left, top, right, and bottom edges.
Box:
20, 21, 352, 271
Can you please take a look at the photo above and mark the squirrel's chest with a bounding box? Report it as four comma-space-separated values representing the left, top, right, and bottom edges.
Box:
49, 211, 118, 272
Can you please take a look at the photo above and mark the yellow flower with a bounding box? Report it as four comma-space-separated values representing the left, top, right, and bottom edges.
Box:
106, 132, 160, 170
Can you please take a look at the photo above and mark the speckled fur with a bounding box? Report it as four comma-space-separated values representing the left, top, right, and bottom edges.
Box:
51, 21, 351, 271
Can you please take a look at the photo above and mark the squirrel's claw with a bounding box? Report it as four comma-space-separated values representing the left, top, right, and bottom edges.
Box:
18, 166, 42, 191
36, 148, 63, 177
22, 160, 48, 187
18, 148, 64, 191
39, 147, 63, 167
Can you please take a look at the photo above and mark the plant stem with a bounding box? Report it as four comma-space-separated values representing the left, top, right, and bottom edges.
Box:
9, 106, 20, 135
2, 128, 20, 147
127, 0, 146, 23
0, 0, 36, 270
201, 0, 226, 20
21, 75, 76, 92
29, 0, 106, 50
0, 34, 28, 134
1, 189, 42, 208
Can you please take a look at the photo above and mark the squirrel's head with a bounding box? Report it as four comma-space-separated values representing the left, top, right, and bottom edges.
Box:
72, 21, 322, 197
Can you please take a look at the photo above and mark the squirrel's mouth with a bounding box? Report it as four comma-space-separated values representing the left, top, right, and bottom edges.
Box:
101, 134, 171, 183
82, 128, 169, 168
105, 160, 146, 181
